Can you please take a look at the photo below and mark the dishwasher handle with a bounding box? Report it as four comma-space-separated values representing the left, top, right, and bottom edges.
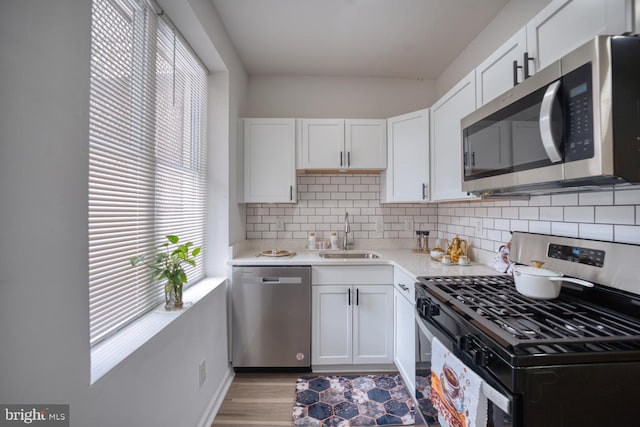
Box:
260, 277, 303, 284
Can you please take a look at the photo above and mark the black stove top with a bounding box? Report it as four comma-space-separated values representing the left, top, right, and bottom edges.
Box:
417, 275, 640, 359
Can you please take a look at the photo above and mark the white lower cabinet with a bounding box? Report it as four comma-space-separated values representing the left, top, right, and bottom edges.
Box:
312, 266, 394, 367
393, 268, 416, 393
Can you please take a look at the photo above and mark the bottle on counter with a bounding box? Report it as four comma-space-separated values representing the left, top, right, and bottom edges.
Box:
308, 232, 316, 250
330, 232, 338, 250
421, 231, 430, 252
416, 230, 423, 251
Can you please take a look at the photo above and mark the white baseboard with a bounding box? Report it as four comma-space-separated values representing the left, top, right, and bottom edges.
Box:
197, 367, 235, 427
312, 363, 396, 373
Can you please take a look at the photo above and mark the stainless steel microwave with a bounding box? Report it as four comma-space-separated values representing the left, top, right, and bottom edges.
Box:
461, 36, 640, 197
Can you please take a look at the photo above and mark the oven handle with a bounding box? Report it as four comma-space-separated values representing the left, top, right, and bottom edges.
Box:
482, 382, 511, 415
539, 79, 563, 163
415, 310, 512, 416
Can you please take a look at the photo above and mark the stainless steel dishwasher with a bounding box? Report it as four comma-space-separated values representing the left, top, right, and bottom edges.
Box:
231, 266, 311, 370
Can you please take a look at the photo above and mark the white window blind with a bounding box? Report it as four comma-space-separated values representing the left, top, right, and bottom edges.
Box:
89, 0, 207, 346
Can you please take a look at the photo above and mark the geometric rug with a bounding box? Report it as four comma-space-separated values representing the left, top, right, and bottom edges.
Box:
293, 373, 415, 426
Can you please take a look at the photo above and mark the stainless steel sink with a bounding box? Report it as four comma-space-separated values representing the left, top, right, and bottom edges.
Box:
318, 251, 380, 259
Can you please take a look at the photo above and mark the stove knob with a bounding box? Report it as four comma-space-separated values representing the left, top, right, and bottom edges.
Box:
456, 335, 471, 351
427, 302, 440, 317
471, 348, 490, 367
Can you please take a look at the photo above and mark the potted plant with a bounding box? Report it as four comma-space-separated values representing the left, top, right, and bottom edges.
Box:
130, 235, 201, 310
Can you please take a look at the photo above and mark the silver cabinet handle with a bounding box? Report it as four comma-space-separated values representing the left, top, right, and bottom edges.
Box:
289, 185, 293, 201
422, 183, 428, 200
347, 151, 351, 167
399, 283, 409, 292
340, 151, 344, 167
539, 80, 563, 163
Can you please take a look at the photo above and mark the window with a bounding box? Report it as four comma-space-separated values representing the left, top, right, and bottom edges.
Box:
89, 0, 207, 346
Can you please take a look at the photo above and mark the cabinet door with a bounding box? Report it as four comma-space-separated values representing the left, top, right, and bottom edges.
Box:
300, 119, 345, 169
383, 109, 429, 203
242, 118, 296, 203
353, 285, 394, 364
312, 285, 353, 365
394, 289, 415, 393
430, 70, 478, 202
526, 0, 628, 74
345, 119, 387, 169
476, 28, 527, 106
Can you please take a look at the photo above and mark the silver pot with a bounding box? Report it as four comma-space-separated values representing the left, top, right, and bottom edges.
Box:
513, 261, 594, 299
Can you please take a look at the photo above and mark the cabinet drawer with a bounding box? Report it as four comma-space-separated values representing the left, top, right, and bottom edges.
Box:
393, 267, 416, 303
312, 265, 393, 285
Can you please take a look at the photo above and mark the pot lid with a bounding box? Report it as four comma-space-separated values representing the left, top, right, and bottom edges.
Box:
514, 264, 562, 277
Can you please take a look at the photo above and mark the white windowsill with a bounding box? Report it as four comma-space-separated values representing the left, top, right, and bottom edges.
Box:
90, 276, 227, 384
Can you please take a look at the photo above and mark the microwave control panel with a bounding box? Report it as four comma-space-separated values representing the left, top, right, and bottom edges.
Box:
563, 63, 594, 162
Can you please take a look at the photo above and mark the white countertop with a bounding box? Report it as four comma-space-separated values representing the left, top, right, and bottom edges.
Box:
229, 241, 499, 280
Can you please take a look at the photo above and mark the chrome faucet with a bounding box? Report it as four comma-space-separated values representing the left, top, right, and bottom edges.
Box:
343, 212, 352, 250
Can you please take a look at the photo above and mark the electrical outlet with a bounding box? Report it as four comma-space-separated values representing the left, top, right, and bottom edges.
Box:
276, 216, 285, 231
472, 218, 483, 237
375, 217, 384, 233
405, 219, 413, 231
198, 359, 206, 387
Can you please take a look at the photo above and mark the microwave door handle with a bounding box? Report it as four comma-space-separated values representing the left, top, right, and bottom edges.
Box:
539, 80, 562, 163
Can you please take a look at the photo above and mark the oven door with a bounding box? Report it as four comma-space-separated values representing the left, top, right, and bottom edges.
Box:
415, 310, 515, 427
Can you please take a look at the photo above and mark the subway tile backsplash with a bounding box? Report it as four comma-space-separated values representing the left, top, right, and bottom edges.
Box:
246, 174, 437, 242
246, 174, 640, 258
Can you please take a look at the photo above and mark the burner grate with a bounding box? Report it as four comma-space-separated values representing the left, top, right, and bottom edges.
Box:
419, 275, 640, 354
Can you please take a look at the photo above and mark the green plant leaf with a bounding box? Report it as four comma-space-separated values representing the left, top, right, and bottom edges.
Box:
130, 234, 198, 287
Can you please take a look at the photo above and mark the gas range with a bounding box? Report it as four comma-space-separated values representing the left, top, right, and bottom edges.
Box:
417, 275, 640, 365
414, 232, 640, 427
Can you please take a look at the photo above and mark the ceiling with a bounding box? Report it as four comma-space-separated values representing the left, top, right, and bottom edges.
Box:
210, 0, 510, 80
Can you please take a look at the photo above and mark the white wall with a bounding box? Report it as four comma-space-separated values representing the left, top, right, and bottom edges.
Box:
436, 0, 551, 97
245, 75, 437, 118
0, 0, 245, 425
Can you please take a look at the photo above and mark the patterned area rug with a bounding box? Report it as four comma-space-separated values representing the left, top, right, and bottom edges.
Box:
293, 373, 415, 426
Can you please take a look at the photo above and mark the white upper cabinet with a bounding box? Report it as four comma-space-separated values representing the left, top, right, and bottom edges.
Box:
475, 28, 528, 107
474, 0, 630, 107
345, 119, 387, 169
241, 118, 296, 203
381, 109, 430, 203
299, 119, 386, 170
299, 119, 345, 169
527, 0, 629, 74
430, 70, 478, 202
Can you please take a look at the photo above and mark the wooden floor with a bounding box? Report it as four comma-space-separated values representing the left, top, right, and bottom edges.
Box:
211, 372, 301, 426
